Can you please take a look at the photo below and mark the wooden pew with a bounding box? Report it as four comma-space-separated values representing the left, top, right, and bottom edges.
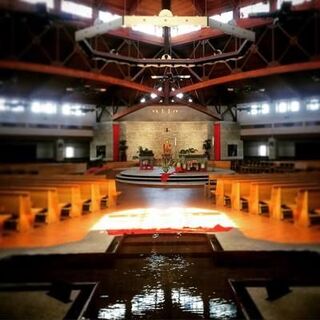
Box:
230, 175, 318, 212
35, 175, 121, 209
0, 176, 103, 213
294, 187, 320, 227
107, 179, 122, 207
212, 172, 320, 211
214, 174, 285, 208
269, 183, 320, 221
0, 191, 33, 232
203, 173, 230, 198
0, 186, 60, 224
0, 179, 83, 218
249, 177, 320, 216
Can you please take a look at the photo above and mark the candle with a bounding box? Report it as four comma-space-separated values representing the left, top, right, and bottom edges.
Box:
174, 137, 177, 146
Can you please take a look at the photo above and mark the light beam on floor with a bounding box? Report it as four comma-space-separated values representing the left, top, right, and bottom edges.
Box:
91, 207, 236, 234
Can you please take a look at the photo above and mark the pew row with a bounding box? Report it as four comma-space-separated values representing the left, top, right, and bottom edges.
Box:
211, 173, 320, 226
0, 175, 121, 211
295, 187, 320, 227
0, 191, 33, 232
0, 186, 60, 225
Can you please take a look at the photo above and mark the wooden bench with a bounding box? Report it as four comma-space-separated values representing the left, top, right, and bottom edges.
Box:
0, 179, 85, 218
269, 183, 320, 221
213, 174, 289, 208
230, 175, 318, 212
0, 174, 120, 210
0, 186, 60, 224
249, 177, 320, 216
0, 176, 104, 213
294, 187, 320, 227
34, 175, 121, 209
0, 191, 33, 232
204, 173, 229, 198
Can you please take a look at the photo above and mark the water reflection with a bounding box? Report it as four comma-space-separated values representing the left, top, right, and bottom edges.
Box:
209, 298, 238, 319
98, 303, 125, 319
172, 288, 204, 316
96, 254, 238, 319
131, 287, 165, 316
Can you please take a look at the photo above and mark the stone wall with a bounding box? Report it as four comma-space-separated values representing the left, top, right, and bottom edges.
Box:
121, 121, 212, 159
90, 122, 113, 160
219, 121, 243, 160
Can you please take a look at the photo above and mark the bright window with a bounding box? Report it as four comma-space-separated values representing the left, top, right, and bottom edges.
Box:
211, 11, 233, 23
250, 104, 258, 115
240, 2, 270, 19
289, 100, 300, 112
261, 103, 270, 114
11, 105, 25, 113
20, 0, 54, 9
65, 146, 74, 158
62, 103, 85, 116
276, 101, 288, 113
31, 101, 57, 114
248, 102, 270, 115
306, 98, 320, 111
259, 145, 267, 156
61, 1, 92, 18
0, 98, 8, 112
276, 100, 300, 113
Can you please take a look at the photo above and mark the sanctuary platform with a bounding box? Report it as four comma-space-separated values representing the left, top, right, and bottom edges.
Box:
116, 166, 234, 186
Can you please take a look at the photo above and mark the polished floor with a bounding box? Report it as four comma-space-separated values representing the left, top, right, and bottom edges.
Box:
1, 183, 320, 256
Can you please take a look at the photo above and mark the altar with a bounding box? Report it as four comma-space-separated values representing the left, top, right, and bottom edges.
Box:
139, 156, 154, 170
179, 154, 207, 171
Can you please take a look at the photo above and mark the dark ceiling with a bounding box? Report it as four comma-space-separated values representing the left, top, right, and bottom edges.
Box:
0, 0, 319, 119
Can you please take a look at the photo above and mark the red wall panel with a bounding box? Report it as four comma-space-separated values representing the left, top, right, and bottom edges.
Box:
113, 123, 120, 161
214, 123, 221, 160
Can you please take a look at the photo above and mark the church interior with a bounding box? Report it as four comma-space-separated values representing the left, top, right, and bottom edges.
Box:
0, 0, 320, 319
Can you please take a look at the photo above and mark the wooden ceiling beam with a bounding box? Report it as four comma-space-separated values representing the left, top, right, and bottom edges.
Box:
175, 100, 221, 120
171, 18, 271, 46
0, 60, 155, 94
113, 98, 161, 120
106, 18, 271, 46
194, 0, 205, 15
172, 61, 320, 95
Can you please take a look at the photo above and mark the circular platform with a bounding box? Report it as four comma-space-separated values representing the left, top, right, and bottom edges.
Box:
116, 166, 234, 186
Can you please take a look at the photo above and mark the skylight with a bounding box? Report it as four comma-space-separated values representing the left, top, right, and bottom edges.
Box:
211, 11, 233, 23
98, 10, 121, 23
277, 0, 311, 9
61, 1, 92, 19
131, 24, 202, 38
240, 2, 270, 19
20, 0, 54, 9
132, 24, 163, 37
171, 25, 202, 37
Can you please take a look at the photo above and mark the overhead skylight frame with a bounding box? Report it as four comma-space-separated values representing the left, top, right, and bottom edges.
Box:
75, 9, 255, 42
